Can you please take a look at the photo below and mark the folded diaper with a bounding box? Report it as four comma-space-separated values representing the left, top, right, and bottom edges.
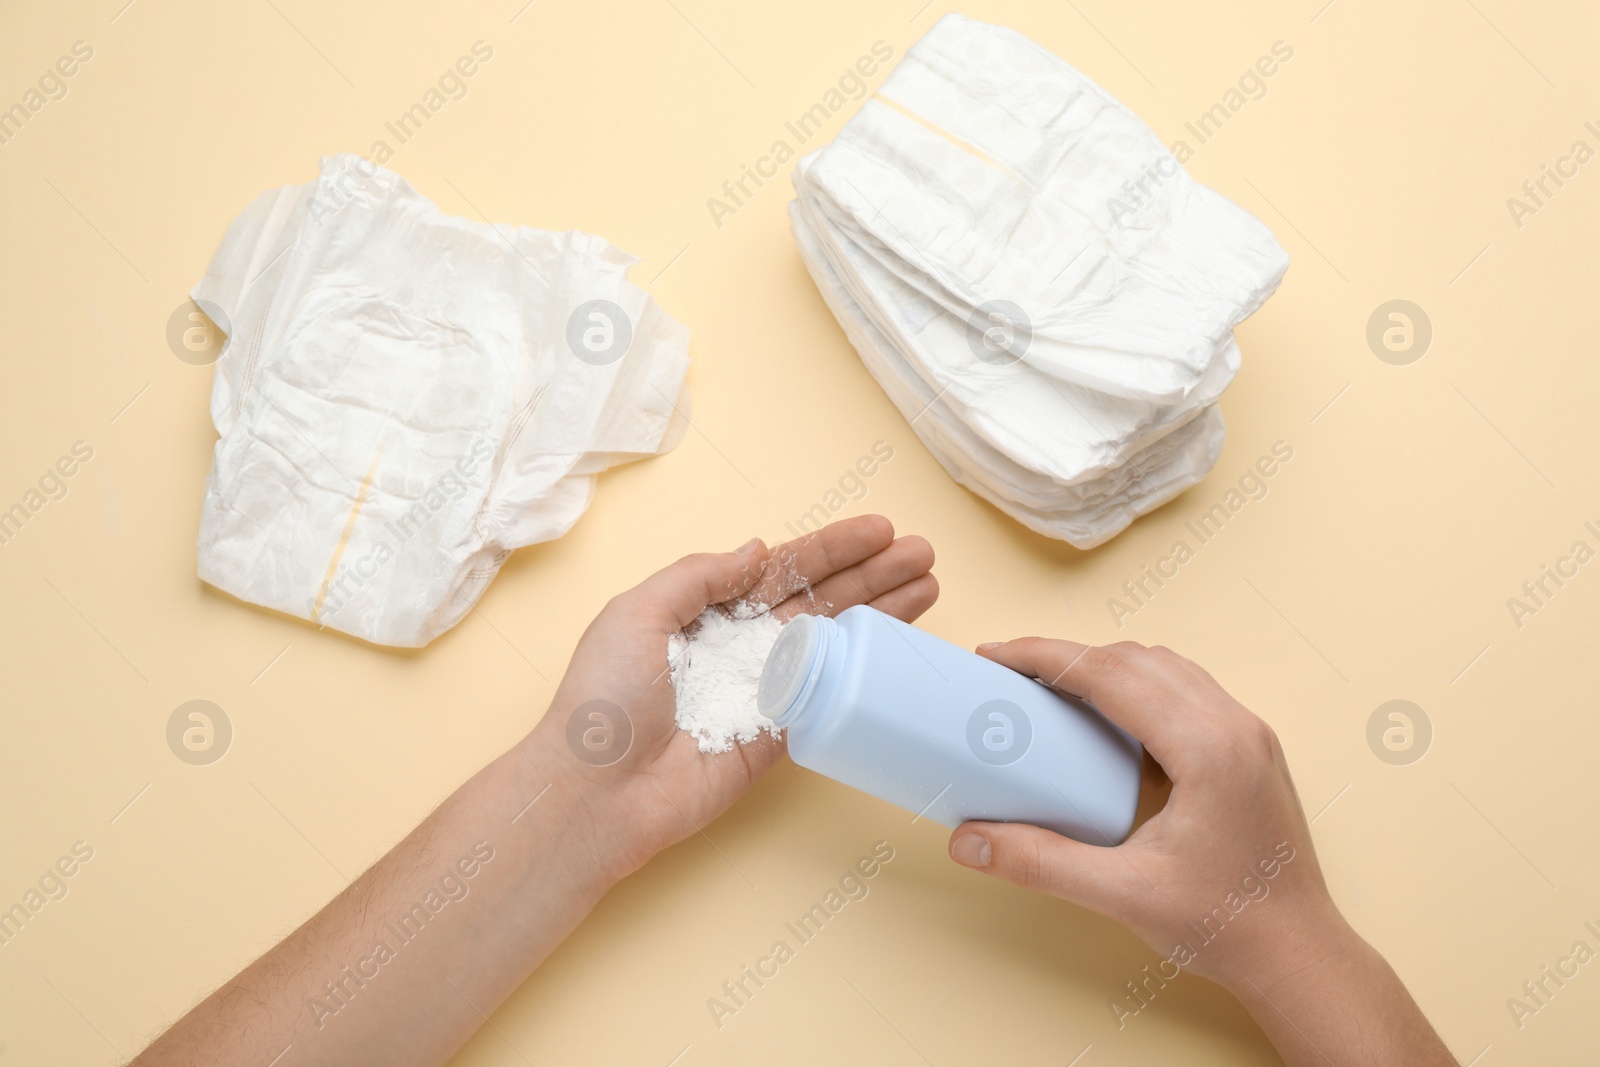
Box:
791, 14, 1288, 547
194, 155, 690, 646
792, 201, 1223, 546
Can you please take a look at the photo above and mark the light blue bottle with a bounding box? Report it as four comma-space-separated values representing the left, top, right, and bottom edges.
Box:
758, 605, 1143, 845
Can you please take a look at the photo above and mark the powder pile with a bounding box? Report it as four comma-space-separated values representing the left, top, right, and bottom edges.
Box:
669, 604, 789, 753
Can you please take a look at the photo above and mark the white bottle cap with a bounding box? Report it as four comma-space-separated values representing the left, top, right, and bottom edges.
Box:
757, 613, 823, 721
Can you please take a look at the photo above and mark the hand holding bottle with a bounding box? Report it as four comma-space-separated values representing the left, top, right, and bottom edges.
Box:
950, 638, 1457, 1066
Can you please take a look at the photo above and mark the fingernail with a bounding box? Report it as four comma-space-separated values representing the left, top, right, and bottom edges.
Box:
735, 538, 762, 555
977, 642, 1002, 651
951, 833, 991, 868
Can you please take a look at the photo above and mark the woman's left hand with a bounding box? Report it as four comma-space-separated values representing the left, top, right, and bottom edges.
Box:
526, 514, 937, 880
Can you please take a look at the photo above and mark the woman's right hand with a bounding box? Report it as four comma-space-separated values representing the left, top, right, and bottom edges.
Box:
948, 638, 1342, 990
947, 638, 1457, 1065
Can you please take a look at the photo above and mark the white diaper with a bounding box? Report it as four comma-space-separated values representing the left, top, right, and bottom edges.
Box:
792, 200, 1222, 547
790, 15, 1288, 547
194, 155, 690, 646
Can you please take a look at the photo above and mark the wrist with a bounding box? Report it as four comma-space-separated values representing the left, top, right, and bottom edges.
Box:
507, 727, 640, 896
1213, 897, 1360, 997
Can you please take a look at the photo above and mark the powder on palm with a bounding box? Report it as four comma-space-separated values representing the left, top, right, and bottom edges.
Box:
669, 604, 789, 753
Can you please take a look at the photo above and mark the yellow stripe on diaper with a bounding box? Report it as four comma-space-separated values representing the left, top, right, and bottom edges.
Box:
871, 94, 1017, 178
311, 445, 384, 622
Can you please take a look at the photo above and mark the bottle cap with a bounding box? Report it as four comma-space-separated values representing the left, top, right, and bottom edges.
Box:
757, 613, 822, 720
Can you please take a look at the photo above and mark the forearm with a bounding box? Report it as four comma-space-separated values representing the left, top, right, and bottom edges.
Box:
135, 730, 622, 1067
1225, 916, 1457, 1067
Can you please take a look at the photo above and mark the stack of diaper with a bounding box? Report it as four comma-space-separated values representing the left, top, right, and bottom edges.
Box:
193, 155, 690, 647
790, 14, 1289, 548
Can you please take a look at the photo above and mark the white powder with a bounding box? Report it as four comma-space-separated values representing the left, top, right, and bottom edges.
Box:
669, 604, 788, 753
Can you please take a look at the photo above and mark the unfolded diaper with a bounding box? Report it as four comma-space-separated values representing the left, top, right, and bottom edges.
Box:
791, 14, 1288, 548
194, 155, 690, 647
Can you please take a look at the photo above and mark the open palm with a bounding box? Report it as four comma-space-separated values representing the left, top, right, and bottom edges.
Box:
533, 515, 937, 873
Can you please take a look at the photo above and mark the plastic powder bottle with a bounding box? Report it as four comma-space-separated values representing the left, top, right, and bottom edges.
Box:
757, 605, 1144, 844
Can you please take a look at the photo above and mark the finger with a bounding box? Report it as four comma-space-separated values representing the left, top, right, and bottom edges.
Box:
1146, 644, 1225, 695
949, 821, 1139, 920
771, 534, 935, 620
868, 571, 939, 623
978, 636, 1095, 699
977, 638, 1199, 767
743, 514, 895, 607
627, 539, 769, 629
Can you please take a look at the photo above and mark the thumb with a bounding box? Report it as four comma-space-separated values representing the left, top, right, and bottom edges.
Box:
949, 821, 1140, 921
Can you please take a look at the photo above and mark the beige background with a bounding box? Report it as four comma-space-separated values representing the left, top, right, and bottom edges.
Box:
3, 0, 1598, 1063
